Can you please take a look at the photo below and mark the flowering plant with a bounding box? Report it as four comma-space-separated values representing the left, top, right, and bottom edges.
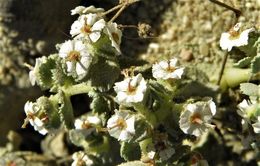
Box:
1, 0, 260, 165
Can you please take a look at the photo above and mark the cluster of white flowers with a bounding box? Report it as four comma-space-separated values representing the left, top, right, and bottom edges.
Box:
152, 58, 184, 80
24, 101, 49, 135
114, 73, 147, 105
58, 6, 122, 80
179, 99, 216, 137
220, 22, 255, 51
71, 151, 94, 166
106, 110, 135, 142
237, 99, 260, 134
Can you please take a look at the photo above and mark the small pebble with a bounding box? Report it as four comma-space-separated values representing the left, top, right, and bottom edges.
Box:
180, 49, 193, 62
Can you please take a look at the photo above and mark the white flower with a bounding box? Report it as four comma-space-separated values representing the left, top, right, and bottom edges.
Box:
152, 58, 185, 80
24, 101, 48, 135
70, 13, 106, 42
59, 40, 92, 79
114, 73, 147, 105
72, 151, 93, 166
104, 22, 122, 55
71, 6, 104, 15
107, 110, 135, 142
74, 116, 101, 130
220, 23, 255, 51
179, 99, 216, 137
252, 116, 260, 134
29, 56, 47, 86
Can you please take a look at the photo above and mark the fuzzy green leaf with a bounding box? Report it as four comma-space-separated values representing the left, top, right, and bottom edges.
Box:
131, 117, 150, 142
120, 142, 141, 161
37, 56, 56, 89
117, 161, 147, 166
233, 57, 253, 68
251, 54, 260, 74
240, 83, 259, 97
238, 34, 259, 57
183, 66, 209, 83
90, 34, 119, 58
90, 93, 111, 115
87, 58, 120, 92
149, 80, 173, 101
69, 129, 88, 148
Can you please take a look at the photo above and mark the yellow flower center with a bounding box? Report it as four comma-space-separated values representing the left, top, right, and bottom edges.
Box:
67, 51, 81, 62
116, 118, 127, 129
81, 121, 91, 129
166, 61, 176, 72
190, 112, 202, 124
228, 28, 240, 40
81, 24, 92, 34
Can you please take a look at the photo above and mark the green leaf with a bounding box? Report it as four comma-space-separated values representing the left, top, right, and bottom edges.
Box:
87, 57, 120, 92
36, 56, 56, 90
90, 93, 111, 115
149, 80, 173, 101
69, 130, 109, 153
117, 161, 147, 166
120, 142, 141, 161
183, 66, 209, 83
251, 54, 260, 74
233, 57, 253, 68
240, 83, 259, 97
68, 129, 89, 148
131, 117, 151, 142
90, 34, 119, 58
238, 34, 259, 57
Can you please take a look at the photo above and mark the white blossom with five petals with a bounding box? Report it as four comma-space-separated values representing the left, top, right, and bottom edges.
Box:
220, 23, 255, 51
152, 58, 184, 80
70, 13, 106, 42
114, 73, 147, 105
179, 99, 216, 137
59, 40, 92, 80
107, 110, 135, 142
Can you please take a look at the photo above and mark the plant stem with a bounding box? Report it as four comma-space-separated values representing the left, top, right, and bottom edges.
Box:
217, 52, 229, 85
209, 0, 241, 18
101, 4, 124, 16
109, 5, 127, 23
62, 83, 92, 97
